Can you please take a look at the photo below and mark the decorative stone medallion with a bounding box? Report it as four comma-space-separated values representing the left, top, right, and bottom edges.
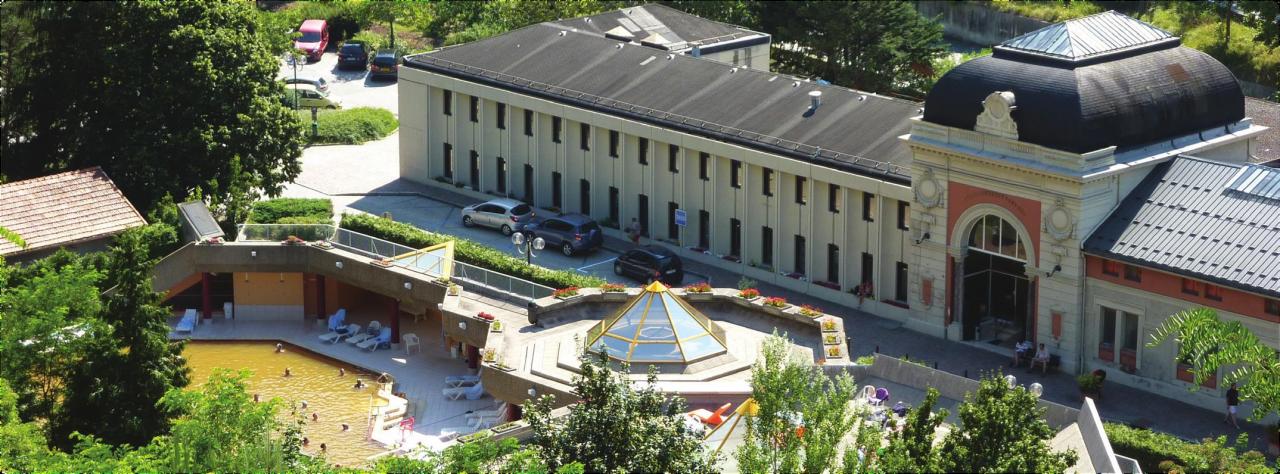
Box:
974, 91, 1019, 140
914, 167, 943, 208
1044, 199, 1075, 241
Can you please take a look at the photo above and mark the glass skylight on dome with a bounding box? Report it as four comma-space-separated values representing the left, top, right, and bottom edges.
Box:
586, 281, 728, 364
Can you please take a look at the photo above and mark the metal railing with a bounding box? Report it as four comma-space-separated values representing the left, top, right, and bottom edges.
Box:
451, 260, 555, 301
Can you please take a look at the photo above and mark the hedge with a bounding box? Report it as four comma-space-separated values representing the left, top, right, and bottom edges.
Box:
299, 107, 398, 145
248, 198, 333, 224
1103, 422, 1271, 473
340, 213, 605, 289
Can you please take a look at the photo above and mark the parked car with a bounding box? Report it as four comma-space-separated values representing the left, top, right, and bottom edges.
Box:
337, 42, 370, 70
614, 245, 683, 285
283, 76, 329, 93
460, 198, 534, 236
287, 83, 341, 109
520, 213, 604, 256
294, 19, 329, 62
369, 49, 399, 80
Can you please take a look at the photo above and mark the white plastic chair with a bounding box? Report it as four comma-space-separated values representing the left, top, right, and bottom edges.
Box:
403, 333, 421, 355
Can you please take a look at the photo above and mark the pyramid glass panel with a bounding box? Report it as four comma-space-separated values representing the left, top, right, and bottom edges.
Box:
586, 281, 727, 364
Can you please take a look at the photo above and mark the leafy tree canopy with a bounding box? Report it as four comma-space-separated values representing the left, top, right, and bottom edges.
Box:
1149, 307, 1280, 421
938, 373, 1077, 473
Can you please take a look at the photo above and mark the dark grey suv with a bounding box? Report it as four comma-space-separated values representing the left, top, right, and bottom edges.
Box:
614, 245, 683, 285
520, 213, 604, 256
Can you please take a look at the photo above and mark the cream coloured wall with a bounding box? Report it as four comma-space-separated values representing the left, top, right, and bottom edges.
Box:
233, 272, 305, 320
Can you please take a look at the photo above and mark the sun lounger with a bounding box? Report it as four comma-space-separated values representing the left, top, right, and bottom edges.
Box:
325, 309, 347, 331
687, 402, 733, 427
357, 327, 392, 351
442, 382, 486, 401
445, 375, 481, 388
438, 425, 478, 441
175, 309, 198, 333
346, 322, 380, 345
465, 402, 507, 422
319, 323, 359, 343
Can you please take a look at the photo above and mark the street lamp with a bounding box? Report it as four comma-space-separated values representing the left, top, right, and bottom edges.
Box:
512, 232, 545, 265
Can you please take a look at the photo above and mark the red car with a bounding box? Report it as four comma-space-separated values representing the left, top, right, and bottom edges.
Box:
294, 19, 329, 62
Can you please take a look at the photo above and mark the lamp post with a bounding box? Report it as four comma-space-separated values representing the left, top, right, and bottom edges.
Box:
512, 231, 545, 265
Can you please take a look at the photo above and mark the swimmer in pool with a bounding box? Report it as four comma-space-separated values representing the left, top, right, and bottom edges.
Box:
301, 400, 309, 410
339, 368, 345, 377
312, 413, 319, 422
302, 437, 310, 447
253, 394, 260, 403
284, 368, 292, 377
276, 343, 284, 353
320, 443, 327, 453
341, 423, 350, 432
353, 379, 365, 389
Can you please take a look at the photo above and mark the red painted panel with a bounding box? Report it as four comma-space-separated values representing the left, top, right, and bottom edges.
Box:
1052, 311, 1063, 340
1085, 255, 1280, 323
947, 181, 1042, 266
922, 278, 933, 306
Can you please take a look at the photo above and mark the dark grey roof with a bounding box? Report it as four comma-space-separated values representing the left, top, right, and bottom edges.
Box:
551, 4, 767, 53
925, 12, 1243, 154
177, 201, 224, 242
998, 10, 1176, 63
1084, 157, 1280, 298
407, 23, 917, 183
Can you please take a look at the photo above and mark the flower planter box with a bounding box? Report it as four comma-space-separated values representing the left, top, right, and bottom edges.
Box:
554, 294, 582, 301
824, 346, 844, 359
1176, 363, 1217, 388
823, 334, 843, 345
1119, 348, 1137, 372
489, 363, 516, 372
310, 241, 334, 250
457, 430, 491, 443
491, 422, 521, 434
1097, 342, 1114, 363
370, 259, 394, 267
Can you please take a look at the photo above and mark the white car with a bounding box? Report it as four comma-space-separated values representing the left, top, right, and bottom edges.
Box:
461, 198, 534, 236
286, 83, 341, 109
284, 76, 329, 93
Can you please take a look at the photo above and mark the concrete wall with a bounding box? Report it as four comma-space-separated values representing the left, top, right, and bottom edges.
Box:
233, 272, 305, 320
914, 1, 1049, 47
698, 43, 770, 71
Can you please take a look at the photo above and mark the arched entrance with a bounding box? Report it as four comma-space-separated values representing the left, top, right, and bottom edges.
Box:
958, 214, 1034, 344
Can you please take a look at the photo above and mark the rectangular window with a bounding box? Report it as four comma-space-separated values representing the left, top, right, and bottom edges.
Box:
1123, 264, 1142, 282
730, 218, 742, 257
668, 202, 679, 240
862, 192, 875, 222
861, 252, 874, 287
1100, 306, 1118, 361
442, 143, 453, 179
608, 187, 620, 224
580, 180, 591, 215
1265, 299, 1280, 317
1122, 311, 1140, 351
580, 123, 590, 151
609, 130, 620, 158
523, 110, 533, 137
552, 117, 562, 144
496, 103, 506, 129
730, 160, 742, 188
1181, 278, 1200, 296
638, 138, 649, 165
897, 201, 910, 230
698, 210, 710, 249
1205, 284, 1223, 301
496, 157, 507, 193
828, 184, 840, 213
638, 194, 649, 237
668, 144, 679, 173
699, 152, 710, 181
469, 96, 478, 123
1102, 259, 1121, 276
551, 172, 563, 208
763, 168, 774, 196
523, 164, 534, 203
827, 244, 839, 283
469, 150, 479, 190
895, 262, 908, 302
761, 226, 773, 266
442, 90, 452, 116
795, 176, 807, 205
794, 235, 806, 274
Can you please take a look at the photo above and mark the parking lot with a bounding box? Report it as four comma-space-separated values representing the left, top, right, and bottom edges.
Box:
279, 50, 399, 115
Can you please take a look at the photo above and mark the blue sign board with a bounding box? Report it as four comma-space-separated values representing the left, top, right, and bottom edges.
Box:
674, 209, 687, 227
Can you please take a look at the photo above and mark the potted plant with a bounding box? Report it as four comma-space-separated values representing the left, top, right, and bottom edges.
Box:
311, 239, 333, 250
738, 288, 761, 300
825, 346, 843, 358
282, 235, 306, 246
553, 286, 580, 300
476, 311, 495, 321
490, 321, 503, 332
763, 296, 789, 309
449, 283, 461, 296
823, 333, 842, 345
482, 348, 497, 363
821, 318, 839, 332
600, 283, 626, 293
684, 282, 712, 294
1077, 372, 1103, 399
491, 421, 521, 434
798, 304, 822, 318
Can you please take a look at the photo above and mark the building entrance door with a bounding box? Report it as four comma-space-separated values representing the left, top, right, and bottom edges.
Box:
956, 215, 1033, 344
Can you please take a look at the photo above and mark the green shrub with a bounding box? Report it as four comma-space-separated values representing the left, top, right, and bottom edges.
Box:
299, 107, 398, 145
1142, 6, 1279, 87
340, 213, 605, 289
1103, 423, 1271, 473
267, 2, 374, 44
987, 0, 1103, 23
248, 198, 333, 224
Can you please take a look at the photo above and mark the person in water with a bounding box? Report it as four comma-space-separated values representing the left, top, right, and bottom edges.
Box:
300, 400, 309, 410
353, 379, 365, 389
341, 423, 350, 432
253, 393, 260, 403
302, 437, 310, 447
320, 443, 327, 453
338, 367, 345, 377
275, 343, 284, 353
312, 413, 319, 422
284, 367, 292, 377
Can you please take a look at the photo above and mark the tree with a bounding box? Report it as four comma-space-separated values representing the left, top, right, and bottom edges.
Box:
937, 373, 1077, 473
0, 378, 65, 473
878, 388, 948, 473
0, 227, 25, 250
737, 332, 859, 473
376, 432, 584, 474
1, 1, 305, 219
660, 1, 760, 30
1149, 308, 1280, 421
525, 350, 716, 473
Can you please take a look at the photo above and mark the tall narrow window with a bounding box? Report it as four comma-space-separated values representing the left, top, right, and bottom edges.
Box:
862, 192, 875, 222
668, 144, 679, 173
897, 201, 910, 230
580, 180, 591, 215
1099, 307, 1117, 362
795, 176, 807, 205
828, 184, 840, 213
442, 143, 453, 179
730, 160, 742, 188
638, 138, 649, 165
551, 172, 563, 208
609, 130, 620, 158
699, 152, 710, 181
730, 218, 742, 257
794, 235, 806, 274
523, 164, 534, 203
496, 103, 506, 129
469, 96, 478, 123
667, 202, 679, 240
608, 187, 620, 224
698, 210, 710, 249
638, 194, 649, 237
827, 244, 840, 283
761, 226, 773, 266
523, 110, 533, 137
763, 168, 773, 196
861, 252, 874, 287
442, 90, 452, 116
551, 117, 562, 144
469, 150, 479, 190
580, 123, 590, 151
895, 262, 908, 302
495, 157, 507, 193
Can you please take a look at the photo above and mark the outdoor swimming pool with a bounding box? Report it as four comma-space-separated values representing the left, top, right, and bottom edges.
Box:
183, 341, 389, 467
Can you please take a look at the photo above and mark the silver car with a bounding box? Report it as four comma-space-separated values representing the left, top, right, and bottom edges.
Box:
460, 198, 534, 236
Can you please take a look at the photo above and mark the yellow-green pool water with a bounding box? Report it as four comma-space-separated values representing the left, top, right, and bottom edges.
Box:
183, 341, 387, 467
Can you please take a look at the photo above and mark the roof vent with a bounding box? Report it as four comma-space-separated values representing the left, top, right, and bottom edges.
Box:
792, 81, 800, 88
809, 90, 822, 109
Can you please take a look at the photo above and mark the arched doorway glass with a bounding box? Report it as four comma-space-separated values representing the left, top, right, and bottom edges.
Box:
960, 215, 1033, 345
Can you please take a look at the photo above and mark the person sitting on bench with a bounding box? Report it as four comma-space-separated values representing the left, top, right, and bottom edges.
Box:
1011, 340, 1032, 367
1030, 343, 1051, 374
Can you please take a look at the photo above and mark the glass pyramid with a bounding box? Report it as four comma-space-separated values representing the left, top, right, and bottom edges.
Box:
586, 281, 728, 364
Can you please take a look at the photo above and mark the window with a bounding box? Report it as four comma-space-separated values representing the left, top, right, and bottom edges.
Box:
609, 130, 620, 158
667, 202, 679, 240
730, 218, 742, 257
496, 103, 506, 129
895, 262, 908, 302
668, 144, 679, 173
730, 160, 742, 188
442, 90, 452, 116
469, 96, 478, 122
637, 194, 649, 237
1102, 260, 1121, 277
761, 226, 773, 266
862, 192, 875, 222
795, 176, 807, 205
1122, 311, 1139, 351
552, 117, 562, 143
861, 252, 874, 286
495, 157, 507, 193
1099, 306, 1140, 363
828, 184, 840, 213
580, 123, 591, 151
1124, 264, 1142, 282
1100, 307, 1118, 361
763, 168, 774, 196
608, 187, 620, 224
698, 210, 710, 249
551, 172, 563, 208
897, 201, 910, 230
1181, 278, 1201, 296
1205, 284, 1223, 301
580, 180, 591, 215
523, 110, 533, 137
699, 152, 710, 181
827, 244, 839, 284
638, 138, 649, 165
794, 235, 806, 274
442, 143, 453, 179
1266, 299, 1280, 317
523, 164, 534, 202
469, 150, 479, 190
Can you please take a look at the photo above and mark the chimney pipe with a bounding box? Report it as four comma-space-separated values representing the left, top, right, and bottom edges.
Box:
808, 90, 822, 109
